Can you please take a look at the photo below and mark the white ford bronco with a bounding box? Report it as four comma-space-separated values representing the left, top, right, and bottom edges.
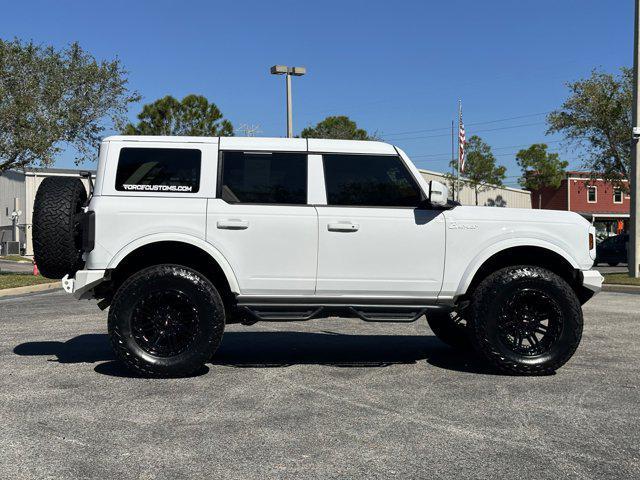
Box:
32, 136, 603, 377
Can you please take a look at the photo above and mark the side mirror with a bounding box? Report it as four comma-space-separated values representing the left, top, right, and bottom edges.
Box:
428, 180, 448, 207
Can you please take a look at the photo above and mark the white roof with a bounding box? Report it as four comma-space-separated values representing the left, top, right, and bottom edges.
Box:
103, 135, 396, 154
103, 135, 219, 143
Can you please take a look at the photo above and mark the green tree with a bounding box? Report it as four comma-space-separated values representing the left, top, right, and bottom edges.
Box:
516, 143, 568, 208
447, 135, 507, 205
123, 95, 233, 136
547, 68, 631, 185
300, 115, 378, 140
0, 38, 139, 173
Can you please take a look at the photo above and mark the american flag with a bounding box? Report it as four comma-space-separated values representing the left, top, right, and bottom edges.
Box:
458, 105, 466, 173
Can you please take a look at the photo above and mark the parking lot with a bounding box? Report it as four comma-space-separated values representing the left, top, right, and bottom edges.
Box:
1, 290, 639, 479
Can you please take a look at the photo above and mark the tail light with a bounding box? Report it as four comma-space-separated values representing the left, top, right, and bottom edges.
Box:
589, 232, 594, 250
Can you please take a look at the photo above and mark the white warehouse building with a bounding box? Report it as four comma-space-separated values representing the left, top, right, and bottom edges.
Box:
0, 168, 93, 256
419, 169, 532, 209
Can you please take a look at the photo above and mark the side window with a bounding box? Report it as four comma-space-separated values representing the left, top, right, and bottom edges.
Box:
322, 154, 423, 207
613, 189, 623, 203
115, 148, 201, 193
219, 151, 307, 204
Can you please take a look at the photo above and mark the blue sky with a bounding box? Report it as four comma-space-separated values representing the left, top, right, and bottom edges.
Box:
2, 0, 632, 186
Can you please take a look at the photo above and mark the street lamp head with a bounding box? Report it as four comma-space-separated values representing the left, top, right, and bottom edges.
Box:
270, 65, 307, 76
270, 65, 288, 75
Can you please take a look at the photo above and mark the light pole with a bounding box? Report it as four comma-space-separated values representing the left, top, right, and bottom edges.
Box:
270, 65, 306, 138
631, 0, 640, 277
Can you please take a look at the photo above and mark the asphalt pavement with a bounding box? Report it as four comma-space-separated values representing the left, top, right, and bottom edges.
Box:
1, 290, 638, 479
0, 259, 33, 273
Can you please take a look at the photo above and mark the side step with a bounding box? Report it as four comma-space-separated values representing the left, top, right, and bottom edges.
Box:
237, 305, 446, 323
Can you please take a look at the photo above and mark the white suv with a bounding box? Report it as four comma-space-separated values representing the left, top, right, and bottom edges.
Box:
32, 136, 603, 377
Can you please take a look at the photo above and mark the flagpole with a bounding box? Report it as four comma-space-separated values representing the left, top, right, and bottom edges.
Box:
451, 119, 455, 201
457, 100, 462, 202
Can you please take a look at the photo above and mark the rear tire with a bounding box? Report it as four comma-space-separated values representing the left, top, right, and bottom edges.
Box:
607, 262, 619, 267
468, 265, 583, 375
32, 177, 87, 279
108, 265, 225, 377
427, 310, 471, 350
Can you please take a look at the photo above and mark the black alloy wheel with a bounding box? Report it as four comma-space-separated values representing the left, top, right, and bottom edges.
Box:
131, 290, 200, 357
496, 288, 562, 357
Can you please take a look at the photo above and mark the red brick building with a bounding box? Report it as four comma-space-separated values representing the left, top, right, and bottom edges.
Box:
531, 171, 629, 236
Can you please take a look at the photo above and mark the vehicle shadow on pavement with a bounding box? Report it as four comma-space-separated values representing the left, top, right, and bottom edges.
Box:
12, 331, 498, 377
211, 332, 495, 374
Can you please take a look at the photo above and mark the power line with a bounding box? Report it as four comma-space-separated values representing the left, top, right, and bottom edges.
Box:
384, 111, 551, 138
410, 139, 570, 159
389, 122, 546, 141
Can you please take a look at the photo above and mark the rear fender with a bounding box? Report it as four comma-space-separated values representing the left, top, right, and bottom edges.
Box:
107, 233, 240, 294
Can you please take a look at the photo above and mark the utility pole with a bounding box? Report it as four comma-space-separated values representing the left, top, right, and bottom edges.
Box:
270, 65, 307, 138
238, 124, 262, 137
631, 0, 640, 277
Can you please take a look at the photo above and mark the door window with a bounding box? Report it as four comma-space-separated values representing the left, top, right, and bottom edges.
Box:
218, 151, 307, 204
322, 154, 423, 207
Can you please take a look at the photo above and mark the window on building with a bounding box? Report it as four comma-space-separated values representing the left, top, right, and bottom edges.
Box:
115, 148, 201, 193
322, 154, 423, 207
613, 189, 623, 204
219, 151, 307, 204
587, 186, 597, 203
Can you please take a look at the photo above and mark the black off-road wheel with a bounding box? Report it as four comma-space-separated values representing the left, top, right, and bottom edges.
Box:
32, 177, 87, 279
427, 309, 471, 350
468, 265, 583, 375
108, 265, 225, 377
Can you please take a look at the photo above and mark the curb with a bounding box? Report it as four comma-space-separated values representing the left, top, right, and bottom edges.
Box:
602, 284, 640, 294
0, 282, 61, 298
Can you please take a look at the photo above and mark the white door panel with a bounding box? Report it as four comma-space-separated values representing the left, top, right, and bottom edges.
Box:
316, 207, 445, 297
206, 200, 317, 295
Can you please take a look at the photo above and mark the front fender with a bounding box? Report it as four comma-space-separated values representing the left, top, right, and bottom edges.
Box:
453, 238, 580, 298
107, 233, 241, 294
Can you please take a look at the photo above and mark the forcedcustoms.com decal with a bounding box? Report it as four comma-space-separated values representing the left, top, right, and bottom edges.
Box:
122, 184, 193, 192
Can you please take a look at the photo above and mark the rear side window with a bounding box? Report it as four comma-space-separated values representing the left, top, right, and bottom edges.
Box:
219, 151, 307, 204
323, 154, 423, 207
115, 148, 201, 193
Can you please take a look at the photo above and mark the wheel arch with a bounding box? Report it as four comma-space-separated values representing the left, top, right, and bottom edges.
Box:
107, 234, 240, 295
456, 241, 582, 300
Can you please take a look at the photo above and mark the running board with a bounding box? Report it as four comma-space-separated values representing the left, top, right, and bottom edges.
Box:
237, 304, 446, 323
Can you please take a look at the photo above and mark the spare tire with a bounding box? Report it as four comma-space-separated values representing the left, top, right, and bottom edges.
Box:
33, 177, 87, 279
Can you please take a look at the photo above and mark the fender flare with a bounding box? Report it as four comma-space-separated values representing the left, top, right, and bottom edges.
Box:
107, 233, 241, 294
455, 237, 580, 297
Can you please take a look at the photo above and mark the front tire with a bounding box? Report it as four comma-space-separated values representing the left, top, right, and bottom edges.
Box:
108, 265, 225, 377
468, 265, 583, 375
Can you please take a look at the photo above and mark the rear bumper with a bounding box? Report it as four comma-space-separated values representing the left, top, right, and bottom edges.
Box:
581, 269, 604, 294
62, 270, 106, 299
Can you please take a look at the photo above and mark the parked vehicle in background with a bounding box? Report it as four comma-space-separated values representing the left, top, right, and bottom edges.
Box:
595, 233, 629, 266
32, 136, 603, 377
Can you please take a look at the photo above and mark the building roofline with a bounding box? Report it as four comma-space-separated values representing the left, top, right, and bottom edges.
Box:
23, 167, 96, 175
